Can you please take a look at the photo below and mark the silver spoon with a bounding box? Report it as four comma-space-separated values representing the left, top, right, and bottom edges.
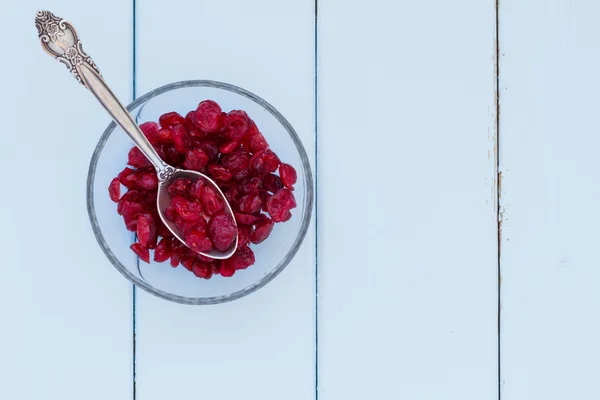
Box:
35, 10, 238, 260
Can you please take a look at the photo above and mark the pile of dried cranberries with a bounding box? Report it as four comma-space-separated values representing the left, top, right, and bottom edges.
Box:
108, 100, 298, 279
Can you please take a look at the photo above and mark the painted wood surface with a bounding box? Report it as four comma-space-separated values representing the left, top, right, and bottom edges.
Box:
0, 3, 133, 400
499, 1, 600, 398
133, 1, 316, 400
317, 1, 499, 399
3, 1, 600, 399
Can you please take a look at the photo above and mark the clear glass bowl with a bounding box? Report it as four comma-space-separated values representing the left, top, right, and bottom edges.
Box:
87, 80, 313, 305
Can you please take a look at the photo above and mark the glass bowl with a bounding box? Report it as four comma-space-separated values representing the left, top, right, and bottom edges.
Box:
87, 80, 313, 305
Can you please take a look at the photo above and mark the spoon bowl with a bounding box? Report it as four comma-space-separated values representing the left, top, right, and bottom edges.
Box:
157, 170, 238, 259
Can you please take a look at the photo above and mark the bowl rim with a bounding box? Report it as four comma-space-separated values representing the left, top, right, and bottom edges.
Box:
86, 79, 314, 305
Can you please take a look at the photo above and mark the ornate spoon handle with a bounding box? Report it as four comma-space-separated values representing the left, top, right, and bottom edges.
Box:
35, 10, 173, 180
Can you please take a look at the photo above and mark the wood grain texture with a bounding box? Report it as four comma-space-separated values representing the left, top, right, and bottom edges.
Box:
134, 1, 316, 399
499, 1, 600, 398
317, 1, 499, 399
0, 3, 133, 399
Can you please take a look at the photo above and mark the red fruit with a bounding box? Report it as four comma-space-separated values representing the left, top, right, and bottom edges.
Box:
184, 149, 209, 172
185, 229, 213, 253
266, 188, 296, 222
197, 253, 215, 263
251, 149, 281, 174
230, 245, 256, 270
262, 174, 283, 193
118, 168, 136, 188
164, 204, 177, 221
137, 172, 158, 190
140, 122, 160, 143
137, 213, 157, 247
219, 141, 240, 154
219, 261, 236, 277
225, 110, 250, 141
251, 217, 274, 244
238, 192, 265, 214
279, 163, 297, 190
131, 243, 150, 263
128, 147, 152, 168
195, 100, 226, 133
208, 164, 233, 181
156, 128, 173, 143
192, 261, 214, 279
237, 225, 251, 246
200, 185, 224, 216
221, 151, 250, 172
170, 252, 180, 268
108, 178, 121, 202
120, 201, 144, 225
189, 178, 206, 200
154, 238, 172, 262
208, 213, 238, 251
172, 124, 190, 154
175, 217, 206, 236
244, 122, 269, 153
168, 178, 192, 197
181, 256, 195, 271
233, 169, 251, 181
239, 177, 263, 195
234, 212, 262, 225
281, 210, 292, 222
159, 112, 185, 129
172, 195, 203, 221
194, 140, 220, 162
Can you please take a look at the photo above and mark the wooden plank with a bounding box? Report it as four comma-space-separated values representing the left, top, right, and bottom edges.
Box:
318, 1, 498, 399
134, 1, 315, 399
0, 3, 133, 400
499, 1, 600, 398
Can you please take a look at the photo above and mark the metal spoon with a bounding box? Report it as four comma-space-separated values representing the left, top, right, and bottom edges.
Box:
34, 10, 238, 260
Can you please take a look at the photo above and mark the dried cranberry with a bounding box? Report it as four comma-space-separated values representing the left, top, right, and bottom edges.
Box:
238, 192, 264, 214
170, 251, 180, 268
219, 261, 236, 277
172, 196, 203, 221
183, 149, 209, 172
195, 100, 226, 133
221, 151, 251, 172
208, 164, 233, 181
266, 188, 296, 222
262, 174, 283, 193
192, 261, 213, 279
128, 147, 152, 168
154, 237, 172, 262
172, 124, 191, 154
118, 168, 136, 189
168, 178, 192, 197
251, 149, 281, 174
234, 212, 262, 225
208, 213, 237, 251
219, 141, 240, 154
233, 169, 251, 181
279, 163, 297, 190
200, 186, 224, 216
225, 110, 250, 141
230, 246, 256, 270
140, 122, 159, 143
131, 243, 150, 263
244, 122, 269, 153
159, 112, 185, 129
154, 128, 172, 144
137, 172, 159, 190
237, 225, 251, 246
251, 218, 274, 244
239, 177, 263, 195
189, 178, 205, 200
137, 213, 157, 247
108, 178, 121, 202
194, 140, 220, 162
185, 229, 213, 253
181, 256, 195, 271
